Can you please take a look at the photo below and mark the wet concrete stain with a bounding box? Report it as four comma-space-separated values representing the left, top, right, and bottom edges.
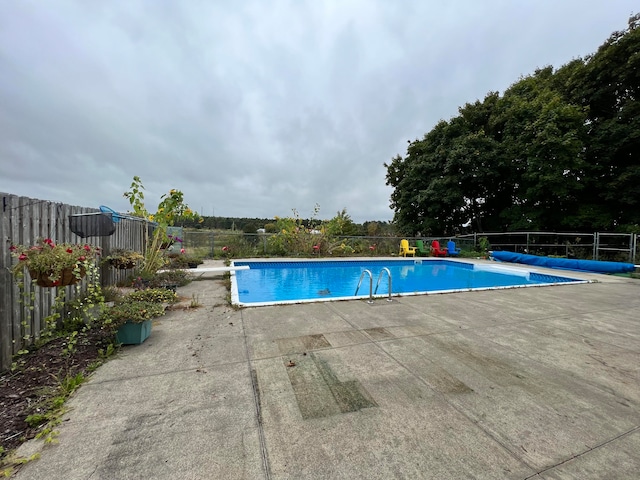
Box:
363, 327, 394, 341
425, 334, 529, 389
277, 334, 331, 355
421, 364, 474, 394
285, 353, 377, 419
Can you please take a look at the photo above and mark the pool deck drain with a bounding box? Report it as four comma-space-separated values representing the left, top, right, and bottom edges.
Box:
12, 259, 640, 479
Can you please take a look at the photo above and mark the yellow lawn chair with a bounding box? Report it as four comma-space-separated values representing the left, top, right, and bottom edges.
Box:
399, 239, 416, 257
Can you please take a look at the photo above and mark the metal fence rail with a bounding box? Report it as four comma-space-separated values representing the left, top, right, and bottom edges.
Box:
457, 231, 638, 263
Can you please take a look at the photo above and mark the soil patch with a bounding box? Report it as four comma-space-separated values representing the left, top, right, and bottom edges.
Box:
0, 328, 113, 460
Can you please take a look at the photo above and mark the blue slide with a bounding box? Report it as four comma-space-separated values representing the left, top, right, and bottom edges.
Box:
490, 251, 635, 274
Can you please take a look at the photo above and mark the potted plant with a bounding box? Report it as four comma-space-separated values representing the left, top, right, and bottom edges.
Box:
10, 238, 101, 287
102, 249, 144, 269
103, 299, 166, 345
185, 255, 204, 268
169, 253, 204, 269
148, 270, 191, 292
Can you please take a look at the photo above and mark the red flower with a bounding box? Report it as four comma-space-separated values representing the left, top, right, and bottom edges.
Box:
19, 254, 27, 261
9, 245, 17, 252
44, 238, 55, 248
222, 246, 229, 252
67, 248, 74, 254
313, 245, 320, 251
83, 245, 91, 251
52, 280, 60, 286
78, 255, 86, 262
369, 245, 376, 251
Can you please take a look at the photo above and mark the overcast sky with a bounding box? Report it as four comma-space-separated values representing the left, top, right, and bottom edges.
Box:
0, 1, 636, 223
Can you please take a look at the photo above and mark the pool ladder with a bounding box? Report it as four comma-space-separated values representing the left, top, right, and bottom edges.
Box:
354, 268, 393, 304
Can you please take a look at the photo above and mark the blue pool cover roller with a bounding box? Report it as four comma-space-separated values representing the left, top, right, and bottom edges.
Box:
490, 251, 635, 274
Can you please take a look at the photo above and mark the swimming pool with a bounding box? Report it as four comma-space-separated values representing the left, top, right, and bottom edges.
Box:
230, 259, 585, 307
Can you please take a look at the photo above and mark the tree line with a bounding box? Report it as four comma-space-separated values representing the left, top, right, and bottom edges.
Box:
178, 211, 396, 236
385, 13, 640, 236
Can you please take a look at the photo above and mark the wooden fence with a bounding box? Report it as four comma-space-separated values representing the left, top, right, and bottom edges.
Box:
0, 193, 147, 371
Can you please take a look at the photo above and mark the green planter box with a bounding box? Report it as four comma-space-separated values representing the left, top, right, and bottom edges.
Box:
116, 319, 152, 345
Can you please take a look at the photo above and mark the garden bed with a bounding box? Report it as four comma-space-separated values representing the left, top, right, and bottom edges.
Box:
0, 328, 113, 461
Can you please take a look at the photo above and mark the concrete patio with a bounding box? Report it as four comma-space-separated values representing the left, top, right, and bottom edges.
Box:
13, 260, 640, 479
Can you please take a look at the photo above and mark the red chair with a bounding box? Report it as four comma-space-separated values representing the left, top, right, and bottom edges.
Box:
430, 240, 448, 257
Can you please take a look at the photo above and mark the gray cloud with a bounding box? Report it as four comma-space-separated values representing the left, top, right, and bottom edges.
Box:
1, 0, 636, 222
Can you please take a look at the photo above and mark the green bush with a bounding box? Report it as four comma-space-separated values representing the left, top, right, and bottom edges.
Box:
150, 270, 191, 287
102, 301, 165, 326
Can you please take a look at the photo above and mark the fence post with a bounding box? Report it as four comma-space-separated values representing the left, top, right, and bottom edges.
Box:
593, 233, 598, 260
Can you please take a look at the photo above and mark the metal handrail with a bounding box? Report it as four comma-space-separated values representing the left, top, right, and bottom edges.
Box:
354, 269, 374, 304
374, 267, 393, 302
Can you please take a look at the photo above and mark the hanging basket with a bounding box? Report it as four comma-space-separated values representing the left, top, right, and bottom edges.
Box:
29, 267, 86, 287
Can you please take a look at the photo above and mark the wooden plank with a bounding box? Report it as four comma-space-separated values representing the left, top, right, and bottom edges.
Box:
0, 193, 14, 370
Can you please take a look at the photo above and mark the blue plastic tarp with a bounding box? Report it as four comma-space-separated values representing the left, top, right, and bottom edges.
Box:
490, 251, 635, 274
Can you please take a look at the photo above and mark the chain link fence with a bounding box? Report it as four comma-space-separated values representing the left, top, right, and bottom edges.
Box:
180, 230, 638, 263
182, 232, 478, 258
457, 232, 638, 263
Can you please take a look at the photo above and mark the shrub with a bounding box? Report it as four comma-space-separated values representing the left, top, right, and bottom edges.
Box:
149, 270, 191, 287
102, 301, 166, 327
125, 288, 178, 304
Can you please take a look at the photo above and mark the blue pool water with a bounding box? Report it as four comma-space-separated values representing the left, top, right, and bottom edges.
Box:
231, 259, 583, 306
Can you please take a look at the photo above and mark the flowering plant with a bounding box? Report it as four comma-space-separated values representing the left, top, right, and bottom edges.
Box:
10, 238, 101, 286
167, 235, 183, 244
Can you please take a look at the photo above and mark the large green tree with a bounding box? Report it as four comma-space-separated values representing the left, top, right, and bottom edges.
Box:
387, 14, 639, 235
567, 13, 640, 229
496, 70, 588, 230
